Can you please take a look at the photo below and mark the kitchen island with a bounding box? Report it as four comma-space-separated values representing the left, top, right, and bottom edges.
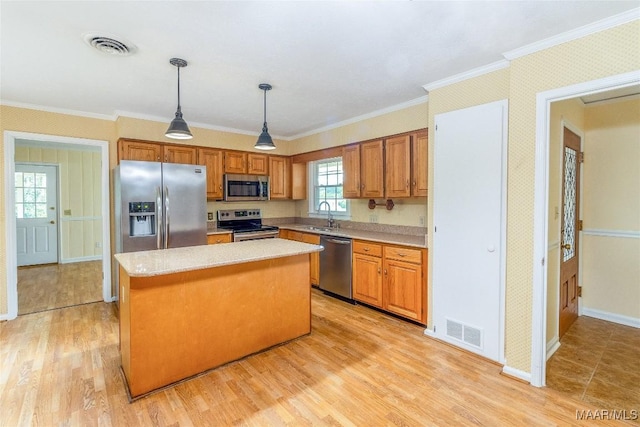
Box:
114, 238, 323, 399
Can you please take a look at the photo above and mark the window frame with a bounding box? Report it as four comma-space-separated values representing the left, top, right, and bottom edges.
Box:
307, 157, 350, 220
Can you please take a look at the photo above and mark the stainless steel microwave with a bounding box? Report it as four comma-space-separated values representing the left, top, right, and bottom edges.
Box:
223, 174, 270, 201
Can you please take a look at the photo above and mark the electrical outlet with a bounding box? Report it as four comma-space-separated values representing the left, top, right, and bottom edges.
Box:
369, 214, 378, 223
64, 209, 72, 216
208, 212, 214, 221
419, 216, 425, 226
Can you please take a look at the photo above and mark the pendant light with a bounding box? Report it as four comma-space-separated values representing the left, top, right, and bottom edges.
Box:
165, 58, 193, 140
254, 83, 276, 150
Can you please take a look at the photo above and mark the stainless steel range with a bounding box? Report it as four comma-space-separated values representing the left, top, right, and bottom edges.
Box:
217, 209, 279, 242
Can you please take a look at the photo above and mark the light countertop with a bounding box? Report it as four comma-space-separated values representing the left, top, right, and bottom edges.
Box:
115, 238, 323, 277
278, 223, 427, 248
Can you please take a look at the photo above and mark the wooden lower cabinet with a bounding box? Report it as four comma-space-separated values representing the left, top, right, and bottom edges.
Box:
353, 252, 383, 307
353, 240, 427, 324
280, 230, 320, 285
207, 233, 232, 244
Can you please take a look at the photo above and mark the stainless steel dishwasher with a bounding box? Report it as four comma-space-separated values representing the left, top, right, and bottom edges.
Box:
319, 235, 353, 300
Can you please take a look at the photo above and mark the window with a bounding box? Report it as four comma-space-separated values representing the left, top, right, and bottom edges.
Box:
309, 157, 349, 218
15, 172, 48, 219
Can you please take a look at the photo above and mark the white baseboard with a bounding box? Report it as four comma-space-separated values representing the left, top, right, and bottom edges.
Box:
502, 366, 532, 383
60, 255, 101, 264
546, 336, 561, 360
0, 313, 8, 321
582, 307, 640, 328
423, 327, 436, 337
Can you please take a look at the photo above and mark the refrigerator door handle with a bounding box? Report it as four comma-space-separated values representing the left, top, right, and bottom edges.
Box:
164, 186, 170, 249
156, 186, 162, 249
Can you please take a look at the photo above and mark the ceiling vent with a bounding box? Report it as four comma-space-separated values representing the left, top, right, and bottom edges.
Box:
83, 33, 135, 56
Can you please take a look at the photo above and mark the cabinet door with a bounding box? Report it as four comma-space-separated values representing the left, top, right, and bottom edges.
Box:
411, 130, 428, 197
384, 259, 422, 321
269, 156, 291, 199
198, 148, 224, 200
164, 145, 197, 164
224, 151, 247, 174
353, 253, 383, 307
361, 140, 384, 198
301, 233, 321, 285
247, 153, 269, 175
342, 144, 361, 198
385, 135, 411, 198
291, 162, 307, 200
118, 139, 162, 163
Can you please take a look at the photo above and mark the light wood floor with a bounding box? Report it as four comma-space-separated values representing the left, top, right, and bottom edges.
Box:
17, 261, 103, 315
0, 290, 635, 426
546, 315, 640, 418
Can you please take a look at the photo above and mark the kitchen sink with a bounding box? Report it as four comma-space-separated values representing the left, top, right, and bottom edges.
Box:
306, 226, 333, 232
303, 225, 345, 235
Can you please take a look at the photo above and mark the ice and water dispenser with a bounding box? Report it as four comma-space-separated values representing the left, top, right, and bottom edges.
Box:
129, 202, 156, 237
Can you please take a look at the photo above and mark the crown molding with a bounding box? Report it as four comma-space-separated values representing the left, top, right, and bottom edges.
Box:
503, 7, 640, 60
1, 100, 116, 121
288, 95, 429, 141
422, 60, 510, 92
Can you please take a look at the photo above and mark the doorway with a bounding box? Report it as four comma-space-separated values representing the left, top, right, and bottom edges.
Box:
531, 70, 640, 387
3, 132, 112, 321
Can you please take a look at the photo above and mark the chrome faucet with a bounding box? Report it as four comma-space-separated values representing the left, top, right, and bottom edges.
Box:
318, 201, 335, 228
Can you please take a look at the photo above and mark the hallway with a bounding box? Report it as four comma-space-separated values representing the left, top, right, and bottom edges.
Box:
17, 260, 102, 315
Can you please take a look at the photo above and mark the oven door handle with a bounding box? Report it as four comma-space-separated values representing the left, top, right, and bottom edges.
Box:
234, 231, 278, 242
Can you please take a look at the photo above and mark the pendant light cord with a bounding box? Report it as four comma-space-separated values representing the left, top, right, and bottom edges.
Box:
262, 88, 268, 131
176, 66, 182, 115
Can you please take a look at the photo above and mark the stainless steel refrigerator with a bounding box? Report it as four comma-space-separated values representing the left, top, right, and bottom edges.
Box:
114, 160, 207, 253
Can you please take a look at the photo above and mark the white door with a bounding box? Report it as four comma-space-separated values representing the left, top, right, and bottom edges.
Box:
432, 100, 507, 362
15, 164, 59, 266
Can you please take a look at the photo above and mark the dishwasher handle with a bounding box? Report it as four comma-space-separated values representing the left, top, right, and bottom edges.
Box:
325, 238, 351, 245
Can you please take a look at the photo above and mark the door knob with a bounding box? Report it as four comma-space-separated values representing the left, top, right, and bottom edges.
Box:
562, 243, 571, 250
50, 220, 55, 224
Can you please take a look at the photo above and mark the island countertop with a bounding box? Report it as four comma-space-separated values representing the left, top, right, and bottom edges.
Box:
114, 238, 323, 277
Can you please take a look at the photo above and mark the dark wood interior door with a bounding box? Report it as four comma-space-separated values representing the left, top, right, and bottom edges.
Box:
559, 127, 581, 338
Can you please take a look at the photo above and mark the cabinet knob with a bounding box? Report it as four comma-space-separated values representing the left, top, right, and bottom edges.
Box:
406, 180, 409, 189
378, 267, 381, 274
384, 269, 387, 275
398, 253, 406, 257
364, 247, 370, 252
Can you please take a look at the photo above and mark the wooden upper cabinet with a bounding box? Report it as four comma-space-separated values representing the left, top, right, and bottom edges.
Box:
269, 155, 291, 199
291, 162, 307, 200
247, 153, 268, 175
342, 144, 361, 198
197, 148, 224, 200
384, 135, 411, 198
360, 140, 384, 199
164, 145, 197, 164
117, 139, 196, 165
118, 139, 162, 163
224, 151, 247, 174
411, 130, 428, 197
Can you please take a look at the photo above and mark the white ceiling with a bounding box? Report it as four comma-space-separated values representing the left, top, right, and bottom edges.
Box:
1, 1, 638, 139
